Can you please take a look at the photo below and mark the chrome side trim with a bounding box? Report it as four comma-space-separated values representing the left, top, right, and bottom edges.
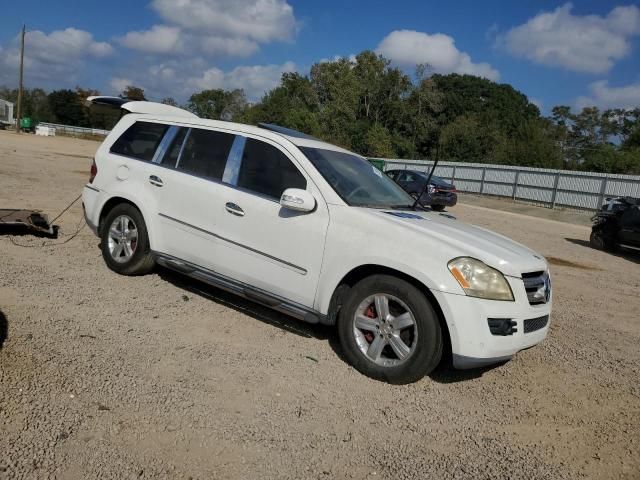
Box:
175, 128, 192, 169
151, 126, 180, 164
157, 213, 307, 275
222, 135, 246, 186
84, 184, 100, 192
153, 252, 323, 324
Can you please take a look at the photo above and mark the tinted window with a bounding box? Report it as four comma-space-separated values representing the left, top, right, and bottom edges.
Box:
621, 206, 640, 228
177, 128, 235, 180
301, 147, 413, 208
110, 121, 168, 161
161, 127, 188, 167
238, 139, 306, 200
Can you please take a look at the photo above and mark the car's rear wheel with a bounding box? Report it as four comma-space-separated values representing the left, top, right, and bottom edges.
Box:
338, 274, 442, 384
101, 204, 155, 275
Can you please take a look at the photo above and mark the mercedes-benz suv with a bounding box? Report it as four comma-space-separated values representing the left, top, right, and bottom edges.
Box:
82, 97, 552, 384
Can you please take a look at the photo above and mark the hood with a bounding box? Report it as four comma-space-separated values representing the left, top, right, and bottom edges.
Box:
370, 209, 546, 277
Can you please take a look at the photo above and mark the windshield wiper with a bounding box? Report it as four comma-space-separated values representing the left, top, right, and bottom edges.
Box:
412, 144, 441, 210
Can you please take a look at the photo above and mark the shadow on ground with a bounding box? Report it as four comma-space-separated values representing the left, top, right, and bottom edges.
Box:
157, 266, 491, 384
565, 237, 640, 264
0, 309, 8, 349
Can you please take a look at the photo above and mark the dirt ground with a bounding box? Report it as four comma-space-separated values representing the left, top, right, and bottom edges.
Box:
1, 130, 639, 480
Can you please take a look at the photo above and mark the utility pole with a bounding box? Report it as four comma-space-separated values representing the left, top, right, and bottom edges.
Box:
16, 24, 25, 134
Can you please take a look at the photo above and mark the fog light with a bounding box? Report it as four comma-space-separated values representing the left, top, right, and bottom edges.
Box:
488, 318, 517, 336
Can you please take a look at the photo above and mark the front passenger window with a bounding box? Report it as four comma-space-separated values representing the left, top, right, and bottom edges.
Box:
237, 139, 306, 200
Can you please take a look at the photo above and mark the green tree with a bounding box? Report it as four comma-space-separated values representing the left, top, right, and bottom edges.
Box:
121, 85, 146, 101
432, 74, 539, 135
310, 58, 360, 148
493, 119, 563, 168
362, 124, 395, 158
439, 115, 498, 162
161, 97, 178, 107
187, 89, 247, 120
47, 89, 86, 126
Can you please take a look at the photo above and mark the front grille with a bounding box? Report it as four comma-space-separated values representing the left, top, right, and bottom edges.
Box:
524, 315, 549, 333
522, 271, 551, 305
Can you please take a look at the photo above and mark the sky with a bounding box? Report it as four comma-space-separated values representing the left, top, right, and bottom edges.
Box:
0, 0, 639, 114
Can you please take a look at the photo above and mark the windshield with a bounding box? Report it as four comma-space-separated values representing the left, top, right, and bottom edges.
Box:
300, 147, 414, 208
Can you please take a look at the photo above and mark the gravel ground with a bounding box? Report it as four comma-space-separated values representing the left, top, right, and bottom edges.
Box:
1, 130, 639, 480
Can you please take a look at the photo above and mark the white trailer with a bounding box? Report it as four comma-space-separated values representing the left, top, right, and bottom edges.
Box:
0, 99, 14, 127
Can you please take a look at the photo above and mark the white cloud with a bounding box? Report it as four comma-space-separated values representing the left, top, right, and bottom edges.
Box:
186, 61, 297, 98
200, 36, 259, 57
119, 25, 182, 54
376, 30, 499, 81
119, 0, 297, 58
152, 0, 297, 42
110, 78, 134, 93
500, 3, 640, 73
109, 61, 296, 101
576, 80, 640, 109
0, 27, 113, 85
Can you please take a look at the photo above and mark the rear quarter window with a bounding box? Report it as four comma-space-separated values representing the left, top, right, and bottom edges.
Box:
110, 121, 168, 161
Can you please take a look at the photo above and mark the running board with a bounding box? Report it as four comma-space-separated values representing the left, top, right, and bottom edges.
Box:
154, 252, 324, 324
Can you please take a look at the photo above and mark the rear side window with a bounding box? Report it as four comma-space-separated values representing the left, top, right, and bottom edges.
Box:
177, 128, 235, 180
110, 121, 168, 161
237, 139, 306, 200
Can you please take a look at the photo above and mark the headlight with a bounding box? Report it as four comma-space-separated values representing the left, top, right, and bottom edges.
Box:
448, 257, 514, 301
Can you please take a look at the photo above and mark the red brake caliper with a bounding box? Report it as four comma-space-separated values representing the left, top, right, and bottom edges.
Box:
363, 305, 376, 344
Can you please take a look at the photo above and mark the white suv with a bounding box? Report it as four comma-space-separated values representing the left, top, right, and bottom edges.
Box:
82, 98, 552, 384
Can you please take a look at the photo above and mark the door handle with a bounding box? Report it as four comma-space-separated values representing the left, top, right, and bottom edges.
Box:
149, 175, 163, 187
225, 202, 244, 217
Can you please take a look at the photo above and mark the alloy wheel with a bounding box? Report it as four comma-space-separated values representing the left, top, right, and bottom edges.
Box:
107, 215, 138, 263
352, 293, 418, 367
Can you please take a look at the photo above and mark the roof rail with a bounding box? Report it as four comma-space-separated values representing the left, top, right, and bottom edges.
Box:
257, 123, 320, 141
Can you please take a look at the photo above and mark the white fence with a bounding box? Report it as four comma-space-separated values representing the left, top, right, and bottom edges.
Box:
37, 122, 110, 137
377, 158, 640, 211
0, 99, 14, 125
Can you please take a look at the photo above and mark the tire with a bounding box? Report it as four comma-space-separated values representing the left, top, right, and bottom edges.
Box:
431, 204, 445, 212
590, 228, 616, 251
100, 204, 155, 276
337, 274, 443, 384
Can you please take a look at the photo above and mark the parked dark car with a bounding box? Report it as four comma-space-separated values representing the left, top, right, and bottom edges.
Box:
590, 196, 640, 252
386, 169, 457, 211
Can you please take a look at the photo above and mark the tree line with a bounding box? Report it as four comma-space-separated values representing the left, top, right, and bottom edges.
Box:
2, 50, 639, 174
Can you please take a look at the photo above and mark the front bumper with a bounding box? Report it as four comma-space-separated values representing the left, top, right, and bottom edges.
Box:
420, 192, 458, 207
432, 275, 551, 369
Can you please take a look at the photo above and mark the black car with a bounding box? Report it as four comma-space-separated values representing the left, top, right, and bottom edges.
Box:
590, 196, 640, 252
386, 169, 458, 211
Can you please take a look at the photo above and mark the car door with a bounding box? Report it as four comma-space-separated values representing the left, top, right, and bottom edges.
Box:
211, 136, 330, 308
144, 125, 239, 271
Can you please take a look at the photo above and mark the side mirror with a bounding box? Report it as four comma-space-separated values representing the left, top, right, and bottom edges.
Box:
280, 188, 316, 212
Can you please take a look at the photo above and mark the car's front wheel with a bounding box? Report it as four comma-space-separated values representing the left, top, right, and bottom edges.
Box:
338, 274, 443, 384
431, 204, 445, 212
100, 204, 155, 275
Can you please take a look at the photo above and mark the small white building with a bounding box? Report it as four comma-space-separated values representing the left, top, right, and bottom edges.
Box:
0, 98, 14, 126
